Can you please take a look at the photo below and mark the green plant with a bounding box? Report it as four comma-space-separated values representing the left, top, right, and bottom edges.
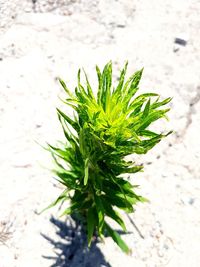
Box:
44, 62, 171, 253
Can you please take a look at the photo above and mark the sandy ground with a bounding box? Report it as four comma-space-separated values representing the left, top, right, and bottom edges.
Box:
0, 0, 200, 266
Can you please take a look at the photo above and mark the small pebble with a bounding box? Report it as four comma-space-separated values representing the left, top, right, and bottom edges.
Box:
116, 23, 126, 28
174, 37, 187, 46
163, 243, 169, 250
188, 198, 195, 205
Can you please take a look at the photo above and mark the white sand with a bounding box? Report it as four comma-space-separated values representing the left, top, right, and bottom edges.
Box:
0, 1, 200, 266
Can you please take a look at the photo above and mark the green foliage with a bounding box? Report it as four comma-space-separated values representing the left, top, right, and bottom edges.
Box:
44, 62, 171, 253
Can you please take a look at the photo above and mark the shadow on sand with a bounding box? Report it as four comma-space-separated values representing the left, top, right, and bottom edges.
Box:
41, 216, 112, 267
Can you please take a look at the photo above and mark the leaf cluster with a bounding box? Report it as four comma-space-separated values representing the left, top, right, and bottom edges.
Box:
44, 62, 171, 253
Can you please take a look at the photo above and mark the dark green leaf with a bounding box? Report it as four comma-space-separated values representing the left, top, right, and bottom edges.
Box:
102, 199, 126, 231
57, 108, 80, 132
94, 195, 104, 234
104, 223, 131, 254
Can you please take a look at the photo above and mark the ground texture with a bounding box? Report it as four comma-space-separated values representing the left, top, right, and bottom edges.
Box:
0, 1, 200, 266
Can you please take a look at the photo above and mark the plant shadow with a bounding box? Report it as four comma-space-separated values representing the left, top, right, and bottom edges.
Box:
41, 216, 112, 267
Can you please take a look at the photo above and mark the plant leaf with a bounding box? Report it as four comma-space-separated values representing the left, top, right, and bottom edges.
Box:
87, 207, 96, 246
102, 199, 126, 231
104, 222, 131, 254
94, 195, 105, 234
84, 158, 89, 186
57, 108, 80, 132
39, 189, 69, 214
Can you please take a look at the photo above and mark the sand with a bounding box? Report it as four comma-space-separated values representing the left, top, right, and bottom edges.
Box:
0, 1, 200, 266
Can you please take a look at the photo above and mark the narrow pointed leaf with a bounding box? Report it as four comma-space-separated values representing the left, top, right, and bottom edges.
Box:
87, 207, 96, 246
84, 158, 89, 186
142, 99, 150, 118
57, 108, 79, 132
39, 189, 69, 214
105, 223, 131, 254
